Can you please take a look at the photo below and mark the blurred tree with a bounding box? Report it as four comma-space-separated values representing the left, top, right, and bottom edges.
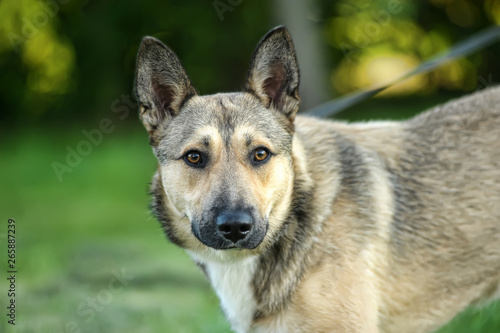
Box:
0, 0, 76, 121
274, 0, 330, 109
0, 0, 499, 125
320, 0, 500, 96
0, 0, 272, 124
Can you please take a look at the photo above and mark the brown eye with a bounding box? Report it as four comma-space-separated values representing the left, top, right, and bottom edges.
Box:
184, 151, 205, 167
254, 148, 269, 162
187, 152, 200, 164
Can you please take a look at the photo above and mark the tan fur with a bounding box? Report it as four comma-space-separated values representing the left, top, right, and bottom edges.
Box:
135, 27, 500, 333
252, 97, 500, 332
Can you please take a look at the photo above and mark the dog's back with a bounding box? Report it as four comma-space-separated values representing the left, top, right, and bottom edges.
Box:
385, 87, 500, 331
293, 87, 500, 332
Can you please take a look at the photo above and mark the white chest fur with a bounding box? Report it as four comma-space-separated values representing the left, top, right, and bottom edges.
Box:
204, 257, 258, 333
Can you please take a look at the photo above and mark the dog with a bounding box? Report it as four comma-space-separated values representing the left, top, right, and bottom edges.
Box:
134, 26, 500, 333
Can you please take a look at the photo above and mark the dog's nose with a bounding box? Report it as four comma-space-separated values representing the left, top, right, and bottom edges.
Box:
216, 211, 253, 243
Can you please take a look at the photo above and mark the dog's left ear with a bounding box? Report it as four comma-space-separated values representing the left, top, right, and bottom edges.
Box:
245, 26, 300, 122
135, 36, 196, 139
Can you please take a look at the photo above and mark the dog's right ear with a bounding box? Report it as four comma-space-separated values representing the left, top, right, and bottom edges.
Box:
135, 36, 196, 139
245, 26, 300, 123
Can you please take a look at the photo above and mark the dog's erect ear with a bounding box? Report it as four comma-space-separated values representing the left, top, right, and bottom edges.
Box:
245, 26, 300, 122
135, 36, 196, 137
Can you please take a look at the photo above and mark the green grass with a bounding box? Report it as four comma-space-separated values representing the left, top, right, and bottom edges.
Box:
1, 99, 499, 332
0, 124, 230, 333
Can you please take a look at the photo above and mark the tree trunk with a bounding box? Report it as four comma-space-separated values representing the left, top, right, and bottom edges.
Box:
273, 0, 330, 111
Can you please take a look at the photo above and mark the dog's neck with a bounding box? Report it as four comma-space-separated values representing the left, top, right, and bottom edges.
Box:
190, 254, 259, 333
250, 134, 322, 319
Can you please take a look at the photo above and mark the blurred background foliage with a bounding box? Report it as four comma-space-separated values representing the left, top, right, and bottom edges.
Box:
1, 1, 500, 332
1, 0, 500, 123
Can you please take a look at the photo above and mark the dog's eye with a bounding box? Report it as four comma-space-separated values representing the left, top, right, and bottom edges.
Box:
253, 148, 270, 163
184, 151, 205, 167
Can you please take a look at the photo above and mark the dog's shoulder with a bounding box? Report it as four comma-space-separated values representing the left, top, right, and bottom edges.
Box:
294, 115, 405, 168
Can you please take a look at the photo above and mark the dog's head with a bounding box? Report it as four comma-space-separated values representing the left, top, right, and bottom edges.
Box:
135, 27, 301, 261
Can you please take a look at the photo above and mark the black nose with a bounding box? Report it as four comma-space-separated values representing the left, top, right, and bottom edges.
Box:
216, 211, 253, 243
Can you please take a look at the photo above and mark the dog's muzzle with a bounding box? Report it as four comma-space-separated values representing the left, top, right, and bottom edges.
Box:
193, 209, 267, 250
216, 211, 253, 243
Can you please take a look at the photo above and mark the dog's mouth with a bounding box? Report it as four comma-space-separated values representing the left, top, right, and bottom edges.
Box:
193, 228, 266, 250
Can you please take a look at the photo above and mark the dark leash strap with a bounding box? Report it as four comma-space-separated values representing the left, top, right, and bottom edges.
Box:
305, 25, 500, 118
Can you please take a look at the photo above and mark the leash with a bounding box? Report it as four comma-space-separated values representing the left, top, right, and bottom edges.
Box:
305, 25, 500, 118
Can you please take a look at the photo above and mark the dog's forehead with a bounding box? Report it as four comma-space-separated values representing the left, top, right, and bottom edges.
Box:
182, 92, 268, 126
159, 93, 292, 154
